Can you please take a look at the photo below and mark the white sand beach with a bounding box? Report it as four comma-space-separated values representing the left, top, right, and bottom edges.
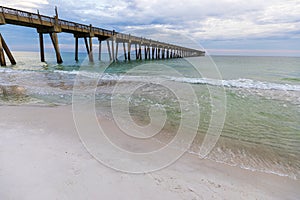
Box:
0, 105, 299, 200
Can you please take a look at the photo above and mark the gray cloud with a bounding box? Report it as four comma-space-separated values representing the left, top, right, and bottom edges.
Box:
44, 0, 300, 41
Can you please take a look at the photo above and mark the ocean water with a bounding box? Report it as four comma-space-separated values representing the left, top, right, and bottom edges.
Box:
0, 51, 299, 179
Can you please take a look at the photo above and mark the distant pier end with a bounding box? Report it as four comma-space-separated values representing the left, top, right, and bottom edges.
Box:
0, 6, 205, 66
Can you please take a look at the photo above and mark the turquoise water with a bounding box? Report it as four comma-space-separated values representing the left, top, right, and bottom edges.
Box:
0, 51, 299, 179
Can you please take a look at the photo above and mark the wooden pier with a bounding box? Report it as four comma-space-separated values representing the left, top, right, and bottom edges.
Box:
0, 6, 205, 66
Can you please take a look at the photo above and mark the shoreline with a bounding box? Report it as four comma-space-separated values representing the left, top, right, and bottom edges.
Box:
0, 104, 299, 199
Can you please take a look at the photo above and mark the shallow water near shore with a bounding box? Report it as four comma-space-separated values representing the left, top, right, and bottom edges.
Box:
0, 51, 299, 179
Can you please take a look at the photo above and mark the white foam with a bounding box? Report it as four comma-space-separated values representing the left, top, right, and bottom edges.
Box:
53, 70, 121, 81
170, 77, 300, 92
54, 71, 300, 92
3, 67, 300, 92
53, 70, 79, 75
0, 68, 18, 73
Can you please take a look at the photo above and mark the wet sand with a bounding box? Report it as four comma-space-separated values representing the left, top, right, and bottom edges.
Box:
0, 105, 299, 199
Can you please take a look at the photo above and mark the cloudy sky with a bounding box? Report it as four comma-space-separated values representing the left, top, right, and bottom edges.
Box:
0, 0, 299, 56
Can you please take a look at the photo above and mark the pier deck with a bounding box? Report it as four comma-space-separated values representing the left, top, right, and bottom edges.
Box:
0, 6, 205, 65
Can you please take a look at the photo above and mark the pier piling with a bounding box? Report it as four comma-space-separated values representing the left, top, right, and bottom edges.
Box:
39, 33, 45, 62
123, 42, 127, 60
49, 33, 63, 64
0, 33, 16, 66
0, 34, 6, 66
75, 37, 79, 62
127, 42, 131, 61
107, 39, 112, 61
89, 37, 93, 62
98, 39, 102, 61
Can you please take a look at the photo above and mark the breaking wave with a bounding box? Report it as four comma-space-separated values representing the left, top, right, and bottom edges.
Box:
170, 77, 300, 92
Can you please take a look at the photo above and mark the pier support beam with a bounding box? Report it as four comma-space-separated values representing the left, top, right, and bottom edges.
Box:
75, 36, 78, 62
89, 37, 94, 62
144, 46, 147, 60
111, 38, 115, 62
123, 42, 127, 60
83, 37, 94, 62
49, 33, 63, 64
0, 35, 6, 66
152, 47, 155, 60
39, 33, 45, 62
115, 41, 119, 61
147, 46, 150, 59
139, 44, 142, 60
135, 44, 138, 60
127, 42, 131, 61
0, 34, 16, 66
158, 48, 161, 59
98, 39, 102, 61
84, 37, 90, 54
107, 39, 112, 61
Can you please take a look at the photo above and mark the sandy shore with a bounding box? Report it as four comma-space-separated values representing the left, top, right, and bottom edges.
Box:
0, 105, 299, 200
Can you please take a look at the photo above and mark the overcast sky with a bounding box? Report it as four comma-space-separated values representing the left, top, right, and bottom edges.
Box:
0, 0, 299, 56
